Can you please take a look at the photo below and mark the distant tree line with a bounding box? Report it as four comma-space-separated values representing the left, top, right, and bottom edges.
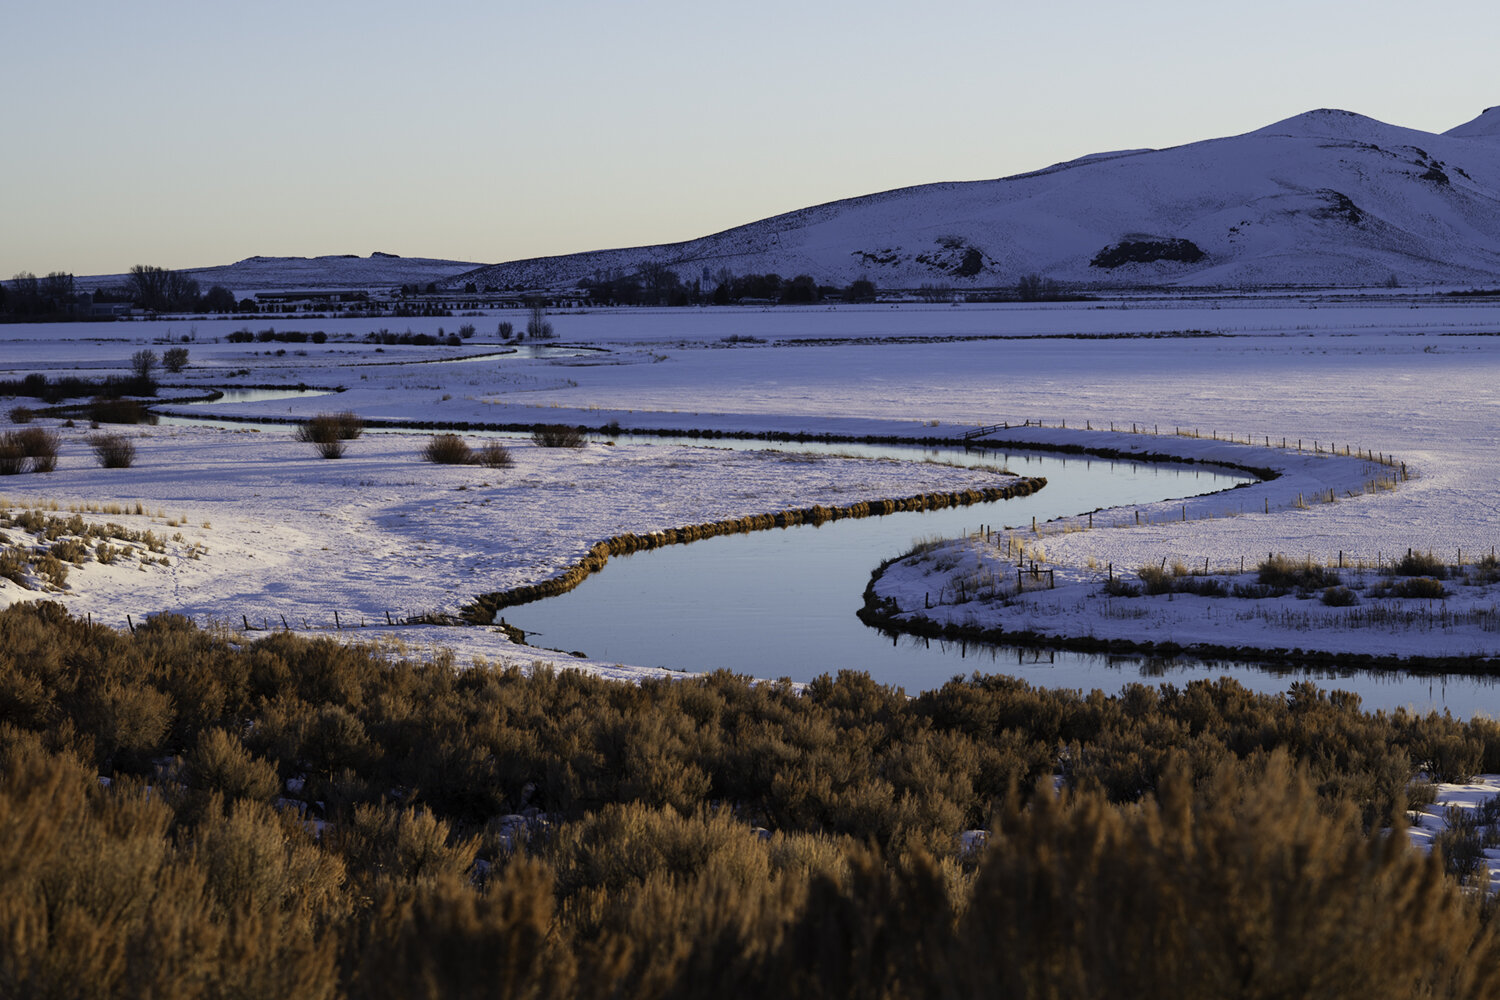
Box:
0, 265, 241, 322
0, 271, 89, 320
577, 267, 877, 307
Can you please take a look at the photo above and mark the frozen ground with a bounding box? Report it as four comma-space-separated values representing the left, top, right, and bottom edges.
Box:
4, 297, 1500, 677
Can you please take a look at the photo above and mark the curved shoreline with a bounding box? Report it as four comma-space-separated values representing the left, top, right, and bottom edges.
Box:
141, 409, 1282, 481
461, 478, 1047, 623
856, 557, 1500, 676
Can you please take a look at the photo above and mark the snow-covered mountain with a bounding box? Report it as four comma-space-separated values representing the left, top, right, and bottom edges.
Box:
452, 107, 1500, 290
78, 253, 481, 294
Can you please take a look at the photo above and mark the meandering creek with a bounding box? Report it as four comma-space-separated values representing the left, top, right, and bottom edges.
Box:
499, 442, 1500, 717
163, 394, 1500, 716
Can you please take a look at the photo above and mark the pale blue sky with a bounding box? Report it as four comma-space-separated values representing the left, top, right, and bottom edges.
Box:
3, 0, 1494, 278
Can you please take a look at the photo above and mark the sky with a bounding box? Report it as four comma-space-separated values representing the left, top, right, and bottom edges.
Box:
3, 0, 1496, 279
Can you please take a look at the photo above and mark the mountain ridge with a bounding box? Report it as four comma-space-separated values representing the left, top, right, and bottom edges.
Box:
447, 106, 1500, 291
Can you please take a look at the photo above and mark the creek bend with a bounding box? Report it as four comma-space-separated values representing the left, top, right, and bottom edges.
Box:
153, 398, 1500, 716
492, 441, 1500, 717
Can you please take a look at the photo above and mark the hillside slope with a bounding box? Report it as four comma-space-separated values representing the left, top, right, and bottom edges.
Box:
453, 107, 1500, 291
78, 253, 481, 294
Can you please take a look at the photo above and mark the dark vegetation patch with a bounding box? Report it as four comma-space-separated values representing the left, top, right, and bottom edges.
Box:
296, 413, 363, 460
852, 248, 901, 267
0, 428, 59, 475
421, 433, 474, 464
1089, 238, 1206, 269
531, 424, 587, 449
1314, 190, 1365, 225
0, 373, 158, 403
3, 601, 1500, 996
914, 237, 990, 278
87, 433, 137, 468
89, 397, 159, 425
227, 328, 331, 344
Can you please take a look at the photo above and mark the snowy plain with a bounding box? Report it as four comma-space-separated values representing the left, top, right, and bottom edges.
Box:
4, 295, 1500, 686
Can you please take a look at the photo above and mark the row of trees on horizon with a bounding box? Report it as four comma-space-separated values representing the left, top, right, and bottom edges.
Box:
1, 265, 239, 321
2, 261, 1073, 322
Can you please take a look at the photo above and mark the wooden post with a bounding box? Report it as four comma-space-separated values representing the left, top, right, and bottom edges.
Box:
242, 614, 249, 631
334, 609, 341, 630
280, 613, 289, 631
127, 614, 136, 634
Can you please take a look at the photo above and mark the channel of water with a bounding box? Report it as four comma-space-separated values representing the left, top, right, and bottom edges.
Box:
163, 394, 1500, 716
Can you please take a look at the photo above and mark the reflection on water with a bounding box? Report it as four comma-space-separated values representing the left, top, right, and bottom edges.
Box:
869, 629, 1500, 717
503, 444, 1500, 718
191, 388, 337, 405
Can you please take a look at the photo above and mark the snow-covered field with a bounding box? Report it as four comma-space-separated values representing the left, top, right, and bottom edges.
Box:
4, 297, 1500, 680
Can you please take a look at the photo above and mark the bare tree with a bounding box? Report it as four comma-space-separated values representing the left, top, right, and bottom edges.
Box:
128, 265, 201, 312
131, 349, 159, 382
526, 301, 554, 339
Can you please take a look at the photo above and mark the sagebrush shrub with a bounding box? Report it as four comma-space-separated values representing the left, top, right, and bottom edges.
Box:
0, 437, 24, 475
13, 427, 59, 472
476, 441, 513, 469
2, 604, 1499, 998
1390, 576, 1447, 599
1257, 554, 1339, 591
296, 414, 348, 458
1136, 563, 1174, 595
88, 433, 136, 468
1395, 550, 1449, 579
422, 434, 473, 464
333, 411, 364, 440
1321, 585, 1359, 606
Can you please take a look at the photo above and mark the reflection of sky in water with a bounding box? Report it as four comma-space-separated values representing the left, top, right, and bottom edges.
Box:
508, 444, 1500, 718
504, 444, 1500, 717
148, 405, 1488, 717
871, 633, 1500, 718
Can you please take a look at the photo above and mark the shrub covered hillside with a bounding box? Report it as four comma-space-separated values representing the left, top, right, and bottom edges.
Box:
2, 600, 1500, 998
